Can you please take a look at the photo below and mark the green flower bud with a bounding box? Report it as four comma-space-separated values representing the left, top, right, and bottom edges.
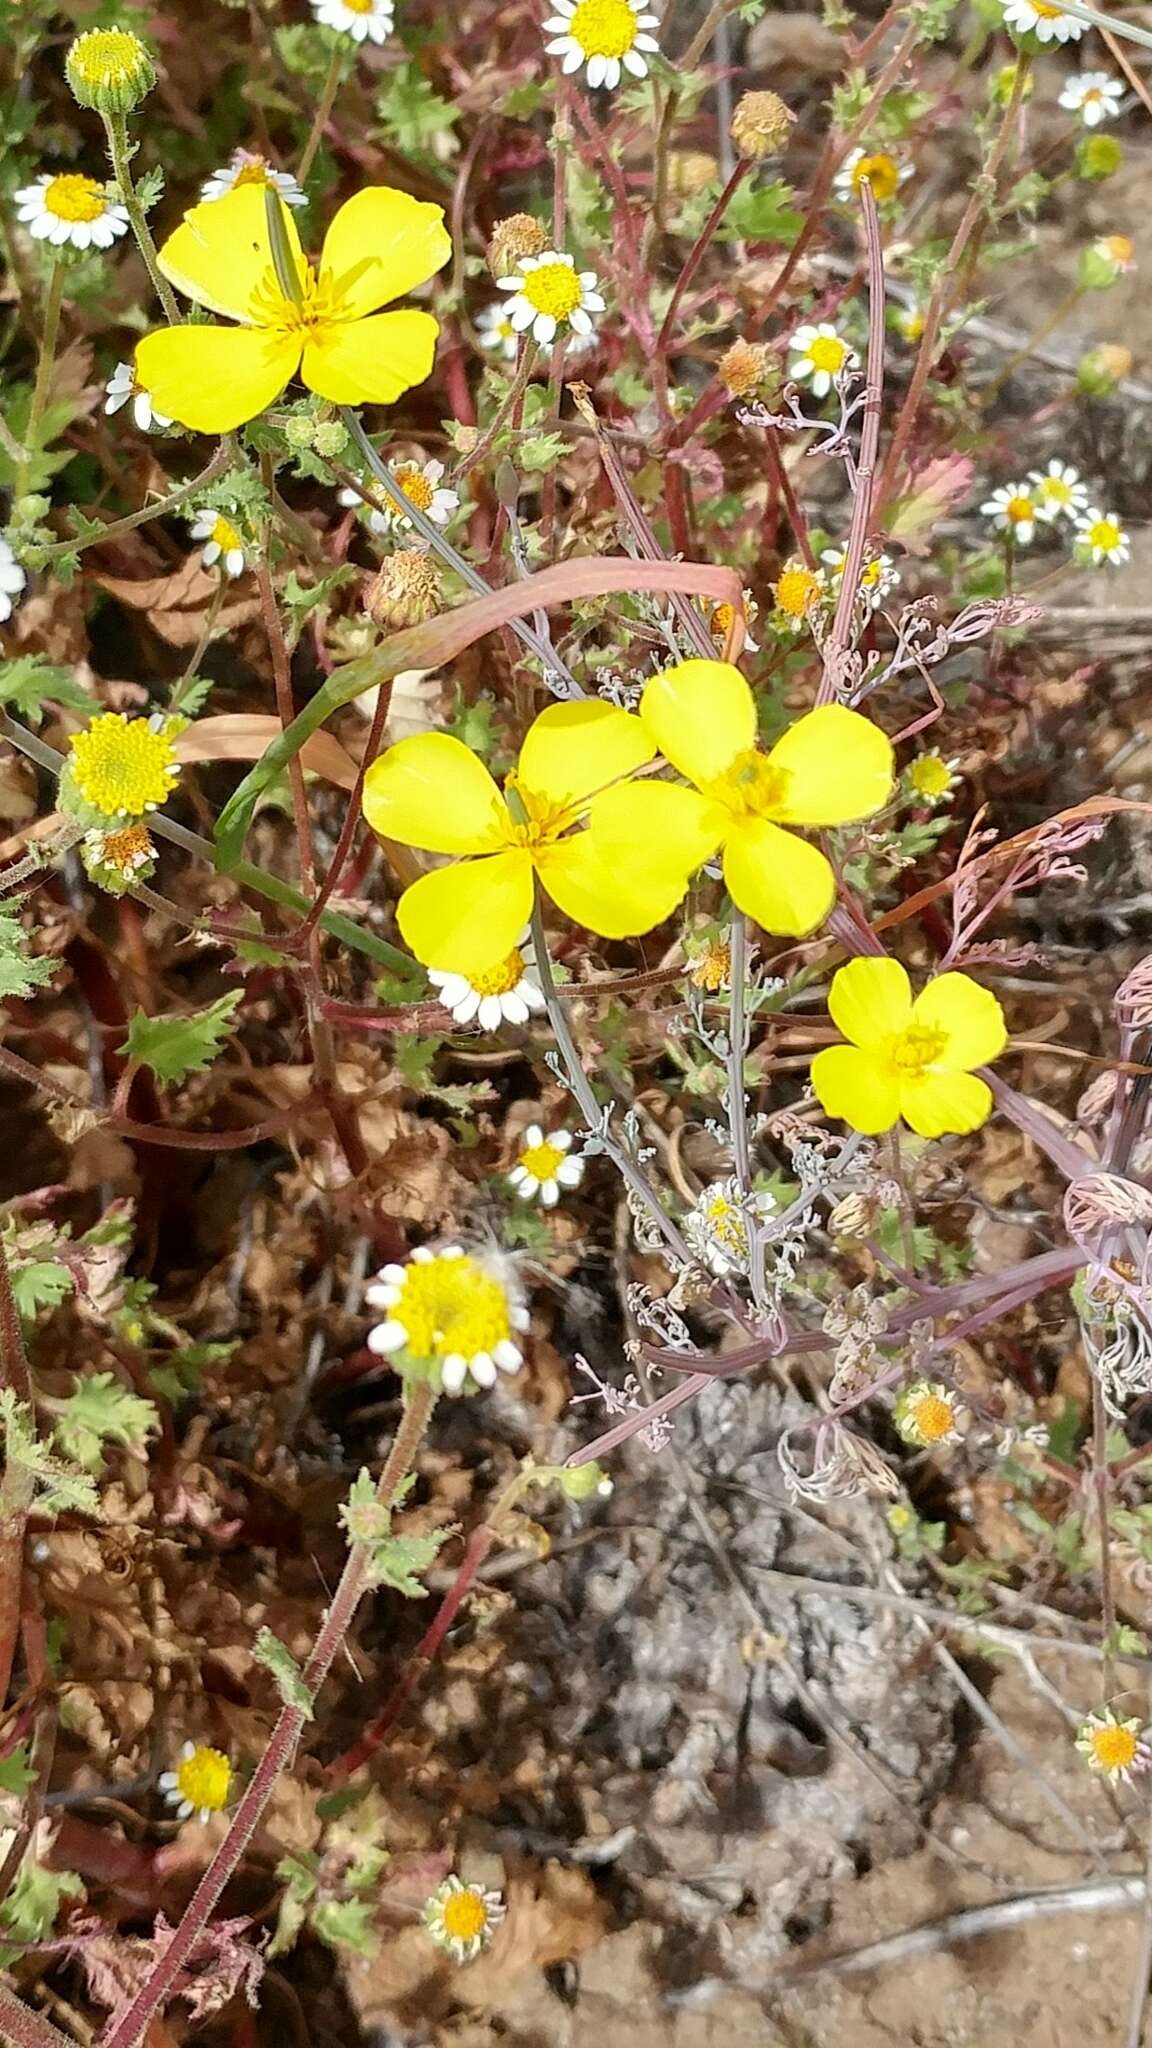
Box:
989, 59, 1033, 105
283, 416, 316, 452
81, 822, 157, 896
557, 1461, 612, 1501
1076, 342, 1132, 395
314, 420, 349, 458
1076, 133, 1124, 181
65, 28, 156, 115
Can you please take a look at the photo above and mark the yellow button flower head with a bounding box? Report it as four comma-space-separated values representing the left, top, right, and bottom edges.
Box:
135, 184, 451, 434
159, 1741, 233, 1823
615, 661, 893, 937
1076, 1707, 1149, 1785
68, 714, 180, 821
811, 958, 1007, 1138
362, 700, 694, 976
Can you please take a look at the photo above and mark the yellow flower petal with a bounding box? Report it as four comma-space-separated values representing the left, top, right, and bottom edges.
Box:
135, 324, 299, 434
722, 818, 835, 935
319, 188, 451, 318
811, 1045, 901, 1134
302, 309, 441, 407
639, 660, 756, 789
536, 830, 690, 939
397, 851, 534, 974
588, 780, 725, 873
158, 185, 304, 320
827, 957, 913, 1049
766, 705, 894, 826
362, 733, 507, 854
899, 1070, 993, 1138
517, 701, 655, 811
910, 973, 1007, 1072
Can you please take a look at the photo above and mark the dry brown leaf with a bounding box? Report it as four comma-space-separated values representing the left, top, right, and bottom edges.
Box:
457, 1861, 611, 2007
175, 714, 361, 791
95, 559, 261, 647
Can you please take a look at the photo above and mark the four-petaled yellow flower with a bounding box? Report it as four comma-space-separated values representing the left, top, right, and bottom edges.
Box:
135, 184, 450, 434
361, 701, 693, 975
811, 958, 1007, 1138
614, 661, 894, 936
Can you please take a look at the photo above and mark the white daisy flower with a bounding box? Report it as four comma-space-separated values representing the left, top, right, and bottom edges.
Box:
508, 1125, 585, 1208
374, 459, 459, 535
158, 1741, 233, 1824
365, 1244, 529, 1396
1075, 1707, 1150, 1785
200, 149, 306, 207
0, 538, 27, 626
498, 251, 606, 347
309, 0, 393, 41
1059, 69, 1124, 124
684, 1177, 777, 1278
423, 1876, 506, 1963
832, 147, 909, 205
189, 509, 247, 578
14, 172, 129, 252
998, 0, 1085, 40
104, 361, 172, 433
981, 482, 1039, 547
476, 301, 520, 362
1028, 458, 1089, 523
821, 546, 899, 610
1076, 507, 1130, 565
543, 0, 660, 89
429, 938, 545, 1030
788, 322, 857, 398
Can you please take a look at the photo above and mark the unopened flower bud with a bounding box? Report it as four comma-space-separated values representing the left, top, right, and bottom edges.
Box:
1077, 342, 1132, 395
283, 416, 315, 452
66, 27, 155, 114
828, 1190, 885, 1239
314, 420, 348, 458
718, 339, 773, 398
487, 212, 549, 281
367, 549, 441, 629
558, 1460, 612, 1501
730, 91, 795, 161
666, 150, 720, 197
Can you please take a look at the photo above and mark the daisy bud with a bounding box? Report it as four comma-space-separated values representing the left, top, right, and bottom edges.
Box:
65, 27, 156, 114
730, 90, 795, 162
557, 1460, 612, 1501
1077, 341, 1132, 394
486, 212, 549, 282
283, 416, 316, 452
367, 549, 442, 629
718, 339, 773, 399
666, 150, 720, 197
314, 420, 349, 458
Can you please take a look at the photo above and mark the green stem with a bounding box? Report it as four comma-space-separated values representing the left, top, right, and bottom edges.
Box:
35, 446, 231, 563
103, 112, 180, 325
297, 45, 345, 185
14, 258, 64, 505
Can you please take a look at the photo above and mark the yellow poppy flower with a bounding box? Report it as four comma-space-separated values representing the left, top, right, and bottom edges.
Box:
811, 958, 1007, 1138
134, 184, 450, 434
602, 660, 894, 936
361, 700, 696, 976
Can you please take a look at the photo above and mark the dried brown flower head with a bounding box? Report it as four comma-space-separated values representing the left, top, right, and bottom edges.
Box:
718, 339, 772, 398
731, 91, 795, 161
367, 549, 441, 629
666, 150, 720, 197
487, 213, 549, 280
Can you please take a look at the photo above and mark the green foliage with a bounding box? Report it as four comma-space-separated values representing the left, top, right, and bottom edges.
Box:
0, 1746, 34, 1796
0, 1851, 84, 1964
721, 180, 802, 245
9, 1259, 72, 1319
122, 990, 242, 1086
339, 1469, 454, 1595
875, 1208, 969, 1282
253, 1628, 315, 1717
0, 655, 94, 723
0, 907, 56, 1002
0, 1391, 101, 1519
1076, 133, 1123, 181
375, 62, 459, 158
48, 1373, 159, 1473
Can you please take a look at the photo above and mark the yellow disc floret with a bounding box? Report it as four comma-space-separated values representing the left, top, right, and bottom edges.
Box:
808, 334, 849, 376
774, 560, 823, 621
66, 27, 155, 112
471, 952, 524, 998
894, 1380, 959, 1447
908, 754, 955, 801
365, 1247, 526, 1394
177, 1745, 231, 1812
69, 714, 180, 820
442, 1890, 490, 1943
568, 0, 641, 56
1076, 1708, 1147, 1783
518, 1137, 566, 1182
392, 464, 435, 513
43, 174, 107, 225
849, 152, 902, 202
521, 261, 583, 320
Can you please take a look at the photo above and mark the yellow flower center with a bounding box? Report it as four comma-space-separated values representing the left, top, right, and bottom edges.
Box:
44, 174, 107, 224
1032, 1, 1064, 15
888, 1024, 948, 1077
1091, 1723, 1138, 1772
851, 152, 901, 202
704, 1193, 748, 1255
471, 951, 524, 997
520, 261, 583, 319
210, 515, 242, 553
807, 334, 848, 374
519, 1139, 566, 1180
688, 940, 730, 990
1039, 476, 1071, 504
342, 0, 376, 14
1089, 518, 1121, 549
70, 28, 145, 85
500, 775, 571, 851
774, 562, 822, 618
568, 0, 640, 57
101, 823, 154, 869
392, 464, 436, 513
706, 747, 789, 822
909, 755, 952, 799
250, 260, 347, 342
69, 715, 180, 820
1100, 235, 1133, 266
176, 1746, 232, 1812
900, 309, 925, 341
441, 1890, 490, 1942
233, 158, 275, 188
1005, 494, 1033, 526
905, 1392, 955, 1444
393, 1254, 513, 1361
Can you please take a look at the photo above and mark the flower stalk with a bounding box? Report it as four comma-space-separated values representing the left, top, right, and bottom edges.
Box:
103, 112, 180, 324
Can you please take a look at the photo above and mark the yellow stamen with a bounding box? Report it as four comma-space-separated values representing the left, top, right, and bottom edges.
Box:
520, 262, 582, 319
471, 952, 524, 997
392, 464, 436, 513
441, 1890, 490, 1942
705, 747, 790, 821
567, 0, 640, 57
175, 1746, 232, 1812
888, 1025, 948, 1077
43, 174, 106, 224
519, 1139, 565, 1180
807, 334, 848, 374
